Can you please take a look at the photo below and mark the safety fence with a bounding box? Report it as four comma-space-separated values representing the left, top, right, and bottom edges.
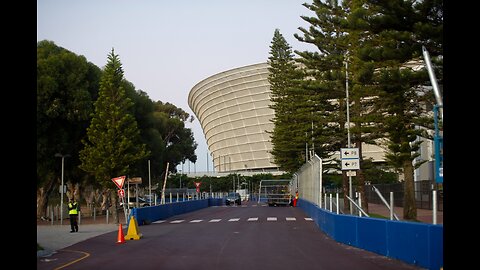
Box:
291, 154, 323, 207
130, 198, 224, 226
292, 154, 443, 269
298, 198, 443, 270
365, 181, 443, 211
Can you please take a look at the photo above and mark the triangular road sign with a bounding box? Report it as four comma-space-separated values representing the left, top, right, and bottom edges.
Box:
112, 176, 126, 189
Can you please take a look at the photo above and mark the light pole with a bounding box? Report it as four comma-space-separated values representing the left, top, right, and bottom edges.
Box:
345, 52, 353, 214
55, 153, 70, 225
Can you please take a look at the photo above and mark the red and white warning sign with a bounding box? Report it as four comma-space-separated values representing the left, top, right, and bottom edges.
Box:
111, 176, 126, 189
194, 182, 201, 193
118, 189, 125, 198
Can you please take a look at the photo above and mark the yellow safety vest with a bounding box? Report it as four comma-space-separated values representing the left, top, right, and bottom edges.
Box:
68, 202, 78, 215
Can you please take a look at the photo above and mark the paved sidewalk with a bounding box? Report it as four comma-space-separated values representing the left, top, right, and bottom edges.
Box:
37, 215, 127, 258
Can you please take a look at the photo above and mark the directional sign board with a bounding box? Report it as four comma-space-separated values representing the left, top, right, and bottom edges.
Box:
340, 148, 359, 159
111, 176, 126, 189
342, 159, 360, 170
340, 147, 360, 171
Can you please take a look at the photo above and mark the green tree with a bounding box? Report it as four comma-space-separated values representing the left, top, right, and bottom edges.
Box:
37, 40, 101, 217
295, 0, 365, 210
79, 49, 150, 222
267, 29, 306, 173
347, 0, 443, 220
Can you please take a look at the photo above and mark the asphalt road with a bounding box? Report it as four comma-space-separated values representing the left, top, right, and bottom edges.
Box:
37, 202, 424, 270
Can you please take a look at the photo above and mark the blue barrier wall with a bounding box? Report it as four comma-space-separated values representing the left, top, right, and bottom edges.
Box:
130, 198, 224, 226
297, 198, 443, 270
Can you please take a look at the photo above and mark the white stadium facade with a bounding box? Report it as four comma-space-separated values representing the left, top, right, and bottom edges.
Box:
188, 63, 278, 174
188, 62, 435, 182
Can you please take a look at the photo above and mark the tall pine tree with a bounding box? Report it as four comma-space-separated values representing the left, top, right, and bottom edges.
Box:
267, 29, 305, 173
79, 49, 150, 222
348, 0, 443, 220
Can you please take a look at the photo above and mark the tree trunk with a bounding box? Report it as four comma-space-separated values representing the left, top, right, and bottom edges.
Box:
36, 174, 56, 218
356, 141, 368, 214
403, 160, 417, 220
110, 189, 119, 224
342, 171, 350, 212
356, 169, 368, 214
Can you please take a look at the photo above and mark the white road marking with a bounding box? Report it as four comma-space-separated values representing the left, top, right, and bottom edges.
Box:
189, 220, 203, 223
153, 220, 165, 224
228, 218, 240, 222
267, 217, 277, 221
247, 217, 258, 221
305, 218, 313, 221
170, 220, 185, 224
286, 217, 296, 221
209, 219, 222, 222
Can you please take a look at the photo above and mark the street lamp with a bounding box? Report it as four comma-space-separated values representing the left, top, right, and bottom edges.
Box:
55, 153, 70, 225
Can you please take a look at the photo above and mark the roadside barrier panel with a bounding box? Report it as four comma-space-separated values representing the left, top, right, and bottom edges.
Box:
332, 213, 357, 246
357, 217, 387, 256
130, 198, 224, 226
297, 198, 443, 270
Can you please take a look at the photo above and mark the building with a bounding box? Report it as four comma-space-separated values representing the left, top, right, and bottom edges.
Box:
188, 63, 280, 174
188, 62, 436, 183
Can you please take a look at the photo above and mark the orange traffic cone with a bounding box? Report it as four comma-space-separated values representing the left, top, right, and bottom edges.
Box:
116, 223, 125, 244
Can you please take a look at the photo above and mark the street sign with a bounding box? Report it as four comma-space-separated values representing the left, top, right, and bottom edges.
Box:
346, 170, 357, 177
118, 189, 125, 198
112, 176, 126, 189
194, 182, 201, 193
340, 148, 359, 159
128, 177, 142, 184
341, 159, 360, 170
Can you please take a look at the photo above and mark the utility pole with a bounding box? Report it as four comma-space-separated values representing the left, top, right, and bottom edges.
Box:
345, 53, 353, 214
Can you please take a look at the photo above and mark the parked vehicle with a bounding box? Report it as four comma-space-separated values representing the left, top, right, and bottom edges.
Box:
120, 197, 150, 208
225, 192, 241, 205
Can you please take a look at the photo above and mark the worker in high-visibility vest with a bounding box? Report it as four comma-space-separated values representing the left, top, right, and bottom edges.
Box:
293, 191, 299, 207
68, 197, 80, 233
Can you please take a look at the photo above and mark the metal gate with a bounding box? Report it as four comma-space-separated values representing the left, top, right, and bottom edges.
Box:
258, 179, 292, 206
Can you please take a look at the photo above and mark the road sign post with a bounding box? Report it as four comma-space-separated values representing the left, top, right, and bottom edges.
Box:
111, 176, 126, 189
340, 148, 360, 214
111, 176, 127, 222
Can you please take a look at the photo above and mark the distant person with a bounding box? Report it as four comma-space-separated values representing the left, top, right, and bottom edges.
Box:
68, 197, 80, 233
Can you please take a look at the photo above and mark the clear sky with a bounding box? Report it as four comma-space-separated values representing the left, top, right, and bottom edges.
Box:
37, 0, 316, 173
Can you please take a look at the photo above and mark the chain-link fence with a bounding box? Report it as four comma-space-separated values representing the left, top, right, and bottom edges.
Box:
364, 180, 443, 211
292, 155, 443, 213
291, 154, 323, 207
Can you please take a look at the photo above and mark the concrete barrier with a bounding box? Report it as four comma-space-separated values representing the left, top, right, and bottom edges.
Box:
297, 198, 443, 270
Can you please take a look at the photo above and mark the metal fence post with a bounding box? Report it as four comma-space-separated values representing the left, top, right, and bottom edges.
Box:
336, 193, 339, 214
390, 192, 394, 220
358, 192, 362, 217
329, 194, 332, 212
